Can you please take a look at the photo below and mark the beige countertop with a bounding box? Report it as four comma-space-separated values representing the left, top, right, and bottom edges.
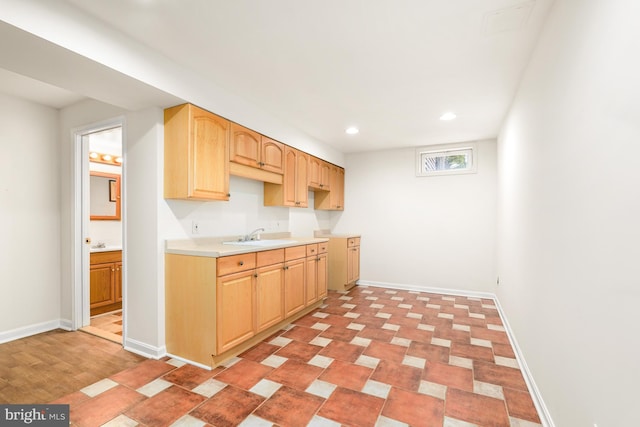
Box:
165, 233, 329, 258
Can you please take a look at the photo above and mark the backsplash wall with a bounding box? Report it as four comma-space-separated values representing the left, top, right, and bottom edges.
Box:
163, 175, 333, 241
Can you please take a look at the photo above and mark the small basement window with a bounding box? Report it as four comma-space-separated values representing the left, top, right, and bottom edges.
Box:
415, 143, 477, 176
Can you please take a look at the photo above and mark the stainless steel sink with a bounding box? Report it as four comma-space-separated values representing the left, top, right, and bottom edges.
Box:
222, 239, 290, 247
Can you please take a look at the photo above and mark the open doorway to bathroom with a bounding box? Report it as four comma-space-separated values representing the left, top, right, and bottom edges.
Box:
77, 124, 125, 344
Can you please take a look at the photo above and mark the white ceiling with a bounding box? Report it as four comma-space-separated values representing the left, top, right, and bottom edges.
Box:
3, 0, 554, 153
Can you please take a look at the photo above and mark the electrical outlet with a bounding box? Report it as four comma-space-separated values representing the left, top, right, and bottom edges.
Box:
192, 221, 200, 234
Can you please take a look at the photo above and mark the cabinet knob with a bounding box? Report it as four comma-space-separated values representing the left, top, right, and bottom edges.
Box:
310, 249, 315, 253
283, 266, 289, 270
239, 261, 244, 266
254, 273, 258, 278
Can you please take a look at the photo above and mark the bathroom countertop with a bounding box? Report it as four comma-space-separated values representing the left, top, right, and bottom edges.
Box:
90, 246, 122, 253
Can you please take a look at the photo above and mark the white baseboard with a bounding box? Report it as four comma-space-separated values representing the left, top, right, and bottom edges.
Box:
356, 280, 554, 427
124, 337, 166, 360
357, 280, 496, 300
493, 298, 555, 427
59, 319, 73, 331
0, 319, 66, 344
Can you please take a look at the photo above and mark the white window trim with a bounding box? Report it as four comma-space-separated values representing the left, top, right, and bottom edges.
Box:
415, 142, 478, 177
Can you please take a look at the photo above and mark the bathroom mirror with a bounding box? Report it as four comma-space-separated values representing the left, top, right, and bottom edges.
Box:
90, 171, 121, 220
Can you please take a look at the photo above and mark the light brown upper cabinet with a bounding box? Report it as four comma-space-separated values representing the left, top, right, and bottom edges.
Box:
164, 103, 230, 201
264, 146, 308, 208
230, 123, 285, 176
315, 165, 344, 210
308, 157, 331, 191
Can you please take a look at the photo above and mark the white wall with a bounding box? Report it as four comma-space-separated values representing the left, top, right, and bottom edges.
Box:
161, 177, 333, 241
333, 140, 497, 293
124, 107, 165, 354
497, 0, 640, 425
0, 93, 61, 338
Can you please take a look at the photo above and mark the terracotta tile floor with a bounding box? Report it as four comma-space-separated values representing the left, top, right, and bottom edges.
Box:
53, 286, 543, 426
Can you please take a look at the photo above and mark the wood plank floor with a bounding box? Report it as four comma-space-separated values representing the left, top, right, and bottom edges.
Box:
0, 329, 144, 404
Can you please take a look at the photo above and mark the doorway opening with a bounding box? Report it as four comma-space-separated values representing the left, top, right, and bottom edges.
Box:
74, 120, 125, 345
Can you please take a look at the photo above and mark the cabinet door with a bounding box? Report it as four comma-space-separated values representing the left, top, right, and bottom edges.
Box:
284, 258, 306, 317
336, 167, 345, 210
295, 150, 309, 207
308, 156, 322, 190
217, 270, 255, 353
256, 264, 284, 332
347, 246, 360, 284
261, 137, 285, 174
282, 146, 298, 207
305, 256, 318, 305
90, 263, 115, 308
313, 165, 340, 211
320, 161, 331, 191
317, 253, 328, 299
114, 261, 123, 302
189, 107, 230, 200
329, 166, 345, 210
230, 123, 261, 168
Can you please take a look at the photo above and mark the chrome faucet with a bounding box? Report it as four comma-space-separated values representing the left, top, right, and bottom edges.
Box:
242, 228, 265, 241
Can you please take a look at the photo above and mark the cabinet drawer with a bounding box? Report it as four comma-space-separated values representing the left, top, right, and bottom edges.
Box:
257, 249, 285, 268
347, 237, 360, 248
318, 242, 328, 254
217, 253, 256, 276
285, 245, 307, 261
90, 250, 122, 265
306, 244, 319, 257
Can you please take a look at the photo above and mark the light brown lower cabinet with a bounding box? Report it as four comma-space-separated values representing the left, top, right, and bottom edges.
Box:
165, 242, 327, 368
255, 251, 285, 333
283, 245, 306, 317
306, 242, 328, 305
327, 236, 361, 291
216, 269, 255, 353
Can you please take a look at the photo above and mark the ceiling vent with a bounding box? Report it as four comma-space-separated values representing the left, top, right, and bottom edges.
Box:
483, 1, 535, 35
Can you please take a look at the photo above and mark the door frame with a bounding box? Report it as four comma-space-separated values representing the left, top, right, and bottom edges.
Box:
71, 116, 126, 334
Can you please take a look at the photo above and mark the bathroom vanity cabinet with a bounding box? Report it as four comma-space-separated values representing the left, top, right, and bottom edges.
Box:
89, 250, 122, 316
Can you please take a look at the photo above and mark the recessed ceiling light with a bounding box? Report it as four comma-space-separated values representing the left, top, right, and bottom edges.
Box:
439, 112, 457, 121
345, 126, 359, 135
